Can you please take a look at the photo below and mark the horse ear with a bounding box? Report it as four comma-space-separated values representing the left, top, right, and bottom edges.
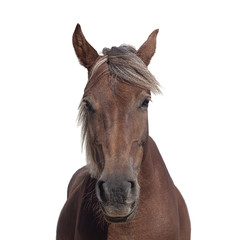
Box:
137, 29, 159, 66
72, 24, 99, 69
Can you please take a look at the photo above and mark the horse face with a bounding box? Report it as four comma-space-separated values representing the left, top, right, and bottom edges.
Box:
73, 24, 159, 223
82, 72, 150, 222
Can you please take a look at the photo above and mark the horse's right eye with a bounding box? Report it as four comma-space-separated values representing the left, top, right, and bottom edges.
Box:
82, 100, 93, 112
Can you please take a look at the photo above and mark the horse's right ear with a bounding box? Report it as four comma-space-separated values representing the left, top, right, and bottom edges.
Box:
72, 24, 99, 69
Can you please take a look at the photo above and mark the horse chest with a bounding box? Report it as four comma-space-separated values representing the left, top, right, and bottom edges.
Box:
106, 202, 179, 240
107, 219, 178, 240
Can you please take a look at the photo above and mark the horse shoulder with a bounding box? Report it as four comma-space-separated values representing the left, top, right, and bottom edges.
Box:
147, 137, 190, 239
67, 166, 89, 198
57, 166, 96, 240
175, 186, 191, 240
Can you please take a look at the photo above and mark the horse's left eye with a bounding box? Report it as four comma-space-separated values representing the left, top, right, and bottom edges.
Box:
141, 98, 151, 108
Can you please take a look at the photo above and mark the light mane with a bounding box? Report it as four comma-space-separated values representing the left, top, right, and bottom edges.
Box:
90, 45, 160, 94
78, 45, 161, 178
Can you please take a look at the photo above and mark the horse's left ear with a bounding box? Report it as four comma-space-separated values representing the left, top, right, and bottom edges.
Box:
72, 24, 99, 69
137, 29, 159, 66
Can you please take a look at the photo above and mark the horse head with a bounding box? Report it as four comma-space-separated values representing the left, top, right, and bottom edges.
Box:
73, 24, 160, 223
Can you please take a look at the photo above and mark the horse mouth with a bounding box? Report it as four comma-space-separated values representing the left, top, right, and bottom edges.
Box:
99, 201, 137, 223
103, 207, 137, 223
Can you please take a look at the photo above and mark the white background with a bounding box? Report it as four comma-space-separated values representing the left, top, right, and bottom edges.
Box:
0, 0, 239, 239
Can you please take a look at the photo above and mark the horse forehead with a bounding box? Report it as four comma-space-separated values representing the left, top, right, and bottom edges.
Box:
90, 75, 143, 103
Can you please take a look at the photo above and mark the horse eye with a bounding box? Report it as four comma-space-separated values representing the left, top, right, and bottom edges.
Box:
141, 98, 151, 108
82, 100, 93, 111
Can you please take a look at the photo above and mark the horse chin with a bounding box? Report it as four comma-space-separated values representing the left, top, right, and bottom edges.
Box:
100, 201, 138, 224
103, 207, 137, 224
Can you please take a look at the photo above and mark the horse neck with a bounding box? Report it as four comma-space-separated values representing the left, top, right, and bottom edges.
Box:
138, 136, 156, 186
138, 136, 173, 190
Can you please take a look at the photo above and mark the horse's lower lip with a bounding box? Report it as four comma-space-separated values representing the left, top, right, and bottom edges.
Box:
104, 208, 136, 223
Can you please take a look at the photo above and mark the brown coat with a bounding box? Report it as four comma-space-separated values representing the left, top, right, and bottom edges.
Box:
57, 137, 190, 240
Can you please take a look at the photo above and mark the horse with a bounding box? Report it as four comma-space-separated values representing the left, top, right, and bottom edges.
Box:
56, 24, 191, 240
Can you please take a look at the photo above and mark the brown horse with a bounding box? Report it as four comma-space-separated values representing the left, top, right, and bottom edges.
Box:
57, 24, 191, 240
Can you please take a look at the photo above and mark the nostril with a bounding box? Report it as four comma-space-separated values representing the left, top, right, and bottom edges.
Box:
131, 201, 136, 210
127, 180, 139, 196
97, 180, 107, 203
128, 181, 135, 190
